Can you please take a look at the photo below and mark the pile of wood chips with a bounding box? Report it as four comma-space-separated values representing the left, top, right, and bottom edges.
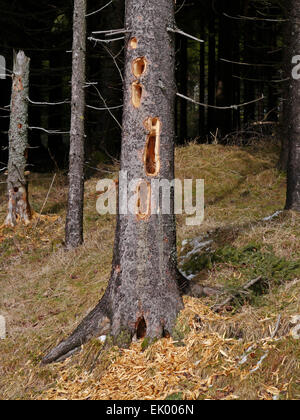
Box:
42, 296, 291, 400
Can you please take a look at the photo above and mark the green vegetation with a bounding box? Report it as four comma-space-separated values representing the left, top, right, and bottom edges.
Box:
181, 243, 300, 306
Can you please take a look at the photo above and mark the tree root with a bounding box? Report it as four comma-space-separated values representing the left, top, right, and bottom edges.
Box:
42, 271, 222, 365
41, 300, 110, 365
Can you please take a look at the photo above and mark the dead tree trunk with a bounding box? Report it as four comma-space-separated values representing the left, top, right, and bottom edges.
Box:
5, 51, 31, 227
65, 0, 87, 248
285, 0, 300, 211
42, 0, 185, 364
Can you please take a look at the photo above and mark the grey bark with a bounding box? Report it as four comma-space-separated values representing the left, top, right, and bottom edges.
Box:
5, 51, 31, 227
285, 0, 300, 211
65, 0, 87, 248
42, 0, 185, 364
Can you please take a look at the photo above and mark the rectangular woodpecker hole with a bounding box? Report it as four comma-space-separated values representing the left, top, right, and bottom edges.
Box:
132, 57, 147, 78
144, 118, 161, 177
132, 81, 143, 108
136, 181, 151, 220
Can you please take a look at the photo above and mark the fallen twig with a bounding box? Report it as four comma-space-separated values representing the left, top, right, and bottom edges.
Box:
34, 173, 57, 229
211, 276, 263, 313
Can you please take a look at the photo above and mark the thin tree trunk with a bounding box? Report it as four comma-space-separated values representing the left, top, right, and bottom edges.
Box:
207, 9, 216, 135
42, 0, 185, 364
65, 0, 86, 249
285, 0, 300, 211
5, 50, 31, 227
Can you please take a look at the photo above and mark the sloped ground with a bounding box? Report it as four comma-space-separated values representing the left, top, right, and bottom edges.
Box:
0, 139, 299, 400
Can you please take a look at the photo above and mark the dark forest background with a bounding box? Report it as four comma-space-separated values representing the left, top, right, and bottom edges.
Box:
0, 0, 287, 171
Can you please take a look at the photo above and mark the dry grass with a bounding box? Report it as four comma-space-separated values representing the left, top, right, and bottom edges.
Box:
0, 139, 299, 400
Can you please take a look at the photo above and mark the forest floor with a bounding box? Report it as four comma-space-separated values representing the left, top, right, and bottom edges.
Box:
0, 139, 299, 400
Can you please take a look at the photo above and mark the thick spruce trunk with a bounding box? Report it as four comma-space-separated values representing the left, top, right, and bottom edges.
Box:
65, 0, 87, 248
42, 0, 184, 364
285, 0, 300, 211
5, 51, 31, 227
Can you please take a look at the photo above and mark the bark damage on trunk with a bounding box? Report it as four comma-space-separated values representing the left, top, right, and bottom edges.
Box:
42, 0, 189, 365
5, 51, 31, 227
65, 0, 86, 249
286, 0, 300, 211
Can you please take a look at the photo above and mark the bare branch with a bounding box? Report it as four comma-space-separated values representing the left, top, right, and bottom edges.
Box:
270, 315, 282, 339
29, 127, 70, 134
102, 45, 124, 82
27, 97, 70, 106
84, 82, 98, 86
90, 85, 122, 130
176, 93, 264, 110
212, 277, 263, 313
223, 12, 288, 23
86, 0, 113, 17
34, 173, 57, 229
175, 0, 186, 15
86, 104, 123, 111
167, 27, 204, 43
88, 36, 125, 45
232, 75, 289, 83
220, 58, 277, 67
92, 29, 128, 36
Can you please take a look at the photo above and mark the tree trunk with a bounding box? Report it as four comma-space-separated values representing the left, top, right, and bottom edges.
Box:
42, 0, 185, 364
207, 9, 216, 135
65, 0, 87, 249
285, 0, 300, 211
5, 51, 31, 227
